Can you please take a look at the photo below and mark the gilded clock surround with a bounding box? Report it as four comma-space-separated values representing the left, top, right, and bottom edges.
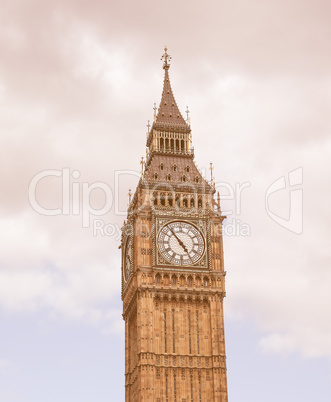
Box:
155, 217, 210, 270
122, 224, 133, 290
157, 220, 206, 266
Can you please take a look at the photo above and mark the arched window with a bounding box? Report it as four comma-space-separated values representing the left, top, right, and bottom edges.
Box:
173, 164, 177, 172
160, 138, 164, 151
196, 276, 201, 287
203, 277, 209, 287
171, 275, 177, 286
182, 175, 187, 183
167, 174, 171, 181
155, 274, 161, 285
168, 194, 174, 207
185, 166, 190, 173
153, 192, 158, 206
154, 173, 158, 180
198, 196, 203, 208
180, 275, 185, 286
163, 274, 169, 285
160, 163, 164, 170
170, 139, 174, 151
195, 176, 199, 183
187, 276, 193, 287
183, 196, 188, 208
190, 197, 195, 208
160, 192, 166, 206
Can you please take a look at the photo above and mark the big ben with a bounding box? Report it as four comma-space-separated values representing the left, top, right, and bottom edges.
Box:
121, 47, 228, 402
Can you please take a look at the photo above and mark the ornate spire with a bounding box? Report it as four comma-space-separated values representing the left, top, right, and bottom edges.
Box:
128, 189, 132, 205
140, 157, 145, 176
145, 47, 192, 157
155, 46, 187, 126
153, 103, 157, 122
209, 162, 214, 186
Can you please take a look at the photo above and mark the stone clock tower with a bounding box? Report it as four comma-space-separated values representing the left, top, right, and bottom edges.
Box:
121, 48, 228, 402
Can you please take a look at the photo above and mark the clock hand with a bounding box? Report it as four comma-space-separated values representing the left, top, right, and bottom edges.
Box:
183, 246, 193, 263
179, 241, 188, 253
173, 233, 193, 262
169, 228, 183, 247
169, 227, 188, 253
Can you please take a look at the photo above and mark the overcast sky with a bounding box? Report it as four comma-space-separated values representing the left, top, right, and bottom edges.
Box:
0, 0, 330, 401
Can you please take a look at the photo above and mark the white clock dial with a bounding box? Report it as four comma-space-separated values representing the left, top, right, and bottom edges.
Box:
124, 238, 132, 281
157, 221, 205, 265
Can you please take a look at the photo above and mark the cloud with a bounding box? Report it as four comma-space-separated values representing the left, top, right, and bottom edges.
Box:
0, 359, 15, 373
0, 256, 121, 325
258, 333, 297, 356
0, 210, 122, 327
0, 0, 330, 359
223, 132, 331, 359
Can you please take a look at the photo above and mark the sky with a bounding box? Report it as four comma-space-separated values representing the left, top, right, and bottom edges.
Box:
0, 0, 331, 400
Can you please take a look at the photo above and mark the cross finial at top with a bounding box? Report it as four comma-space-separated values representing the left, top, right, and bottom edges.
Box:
161, 46, 171, 70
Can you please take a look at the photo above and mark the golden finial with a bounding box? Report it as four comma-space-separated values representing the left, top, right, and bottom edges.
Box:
128, 189, 132, 204
185, 106, 190, 124
140, 157, 145, 176
153, 103, 157, 122
209, 162, 214, 185
146, 120, 151, 140
217, 191, 221, 212
161, 46, 171, 69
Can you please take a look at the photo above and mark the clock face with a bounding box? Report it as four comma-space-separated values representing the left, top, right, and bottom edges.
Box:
157, 221, 205, 265
124, 237, 132, 282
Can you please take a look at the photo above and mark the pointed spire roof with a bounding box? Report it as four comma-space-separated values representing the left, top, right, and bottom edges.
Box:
146, 47, 191, 149
154, 47, 188, 127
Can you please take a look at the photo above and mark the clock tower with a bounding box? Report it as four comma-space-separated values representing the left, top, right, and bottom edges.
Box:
121, 48, 228, 402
